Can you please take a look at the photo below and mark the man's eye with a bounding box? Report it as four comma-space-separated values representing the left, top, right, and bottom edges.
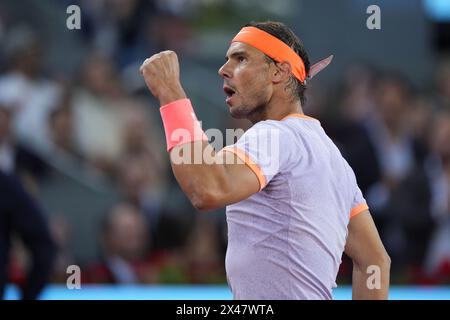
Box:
238, 56, 245, 62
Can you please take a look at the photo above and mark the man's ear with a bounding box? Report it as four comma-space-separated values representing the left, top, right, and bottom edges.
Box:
272, 61, 292, 84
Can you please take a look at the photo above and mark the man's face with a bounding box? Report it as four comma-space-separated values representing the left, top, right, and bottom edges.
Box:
218, 42, 274, 119
376, 81, 409, 127
106, 206, 149, 261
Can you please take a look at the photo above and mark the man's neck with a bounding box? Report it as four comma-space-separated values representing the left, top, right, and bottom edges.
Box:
247, 96, 303, 124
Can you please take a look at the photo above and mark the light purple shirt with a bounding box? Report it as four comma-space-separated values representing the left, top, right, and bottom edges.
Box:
222, 114, 368, 300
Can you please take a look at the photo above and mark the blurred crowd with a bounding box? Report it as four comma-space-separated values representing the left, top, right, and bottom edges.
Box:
0, 0, 449, 299
0, 0, 226, 298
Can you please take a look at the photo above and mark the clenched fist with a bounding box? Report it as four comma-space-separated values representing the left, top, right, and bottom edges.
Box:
140, 50, 187, 105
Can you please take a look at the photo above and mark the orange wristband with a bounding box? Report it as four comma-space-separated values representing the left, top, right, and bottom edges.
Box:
160, 98, 208, 152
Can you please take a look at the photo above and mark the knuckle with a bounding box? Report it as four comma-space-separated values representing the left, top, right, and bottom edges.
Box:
162, 50, 176, 58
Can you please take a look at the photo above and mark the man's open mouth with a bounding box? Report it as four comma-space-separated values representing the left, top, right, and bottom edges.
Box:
223, 85, 236, 98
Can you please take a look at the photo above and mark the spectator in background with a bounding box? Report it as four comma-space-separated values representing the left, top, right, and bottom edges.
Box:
0, 105, 12, 173
119, 100, 168, 224
118, 156, 165, 237
408, 95, 435, 151
48, 89, 83, 161
335, 74, 424, 277
424, 112, 450, 283
85, 202, 153, 284
85, 202, 187, 284
181, 215, 226, 284
0, 171, 55, 299
434, 56, 450, 112
144, 12, 195, 57
72, 52, 127, 177
118, 100, 198, 252
1, 101, 55, 298
338, 64, 378, 123
47, 215, 77, 284
323, 65, 379, 191
0, 103, 47, 191
120, 99, 167, 186
364, 75, 423, 214
338, 74, 421, 205
77, 0, 157, 68
0, 25, 61, 153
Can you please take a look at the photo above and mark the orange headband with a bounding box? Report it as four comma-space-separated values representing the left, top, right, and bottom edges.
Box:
231, 26, 307, 82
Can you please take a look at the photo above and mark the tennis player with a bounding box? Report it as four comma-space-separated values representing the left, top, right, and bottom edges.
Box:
140, 21, 390, 300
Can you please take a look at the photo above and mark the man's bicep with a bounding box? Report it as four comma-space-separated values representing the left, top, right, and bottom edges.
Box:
344, 210, 388, 267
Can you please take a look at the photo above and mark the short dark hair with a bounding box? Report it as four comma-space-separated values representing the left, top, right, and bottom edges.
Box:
245, 21, 310, 105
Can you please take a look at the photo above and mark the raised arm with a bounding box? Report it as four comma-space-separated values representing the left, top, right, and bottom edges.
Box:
140, 51, 260, 211
344, 210, 391, 300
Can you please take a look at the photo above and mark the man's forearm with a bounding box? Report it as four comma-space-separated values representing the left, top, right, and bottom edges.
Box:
158, 84, 187, 106
156, 84, 226, 210
351, 262, 390, 300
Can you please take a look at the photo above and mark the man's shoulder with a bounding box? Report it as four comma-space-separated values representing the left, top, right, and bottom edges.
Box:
248, 119, 298, 137
237, 120, 299, 152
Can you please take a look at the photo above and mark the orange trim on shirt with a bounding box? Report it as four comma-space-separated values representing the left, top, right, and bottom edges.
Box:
281, 113, 319, 122
350, 203, 369, 219
222, 147, 267, 191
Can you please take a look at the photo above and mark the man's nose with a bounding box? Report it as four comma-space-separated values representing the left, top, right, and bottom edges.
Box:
218, 62, 231, 79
